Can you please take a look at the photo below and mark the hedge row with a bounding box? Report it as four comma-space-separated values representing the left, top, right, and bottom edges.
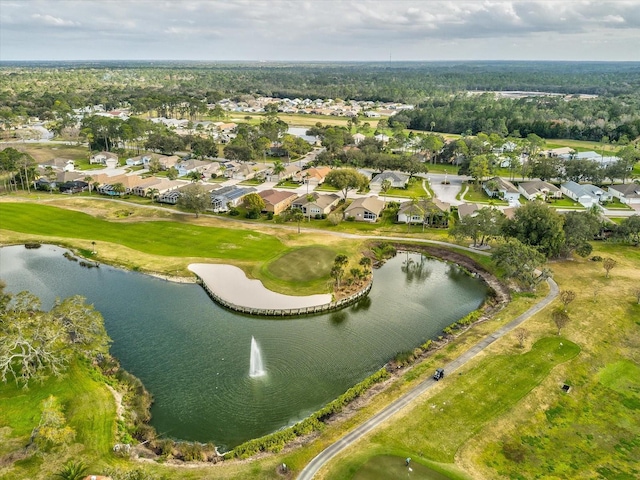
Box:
442, 310, 482, 336
229, 367, 390, 459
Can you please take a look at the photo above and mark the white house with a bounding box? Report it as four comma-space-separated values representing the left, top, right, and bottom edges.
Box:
482, 177, 520, 205
370, 171, 409, 191
352, 133, 366, 145
608, 184, 640, 205
560, 181, 610, 208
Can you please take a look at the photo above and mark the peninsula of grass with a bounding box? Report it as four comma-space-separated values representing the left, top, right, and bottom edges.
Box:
259, 245, 337, 295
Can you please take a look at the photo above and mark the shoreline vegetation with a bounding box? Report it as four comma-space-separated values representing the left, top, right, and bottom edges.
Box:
0, 237, 504, 469
1, 199, 637, 478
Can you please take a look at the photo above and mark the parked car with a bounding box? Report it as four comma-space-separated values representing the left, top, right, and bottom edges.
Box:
433, 368, 444, 381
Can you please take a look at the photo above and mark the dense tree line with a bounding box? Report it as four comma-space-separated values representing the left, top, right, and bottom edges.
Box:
2, 62, 640, 144
402, 93, 640, 142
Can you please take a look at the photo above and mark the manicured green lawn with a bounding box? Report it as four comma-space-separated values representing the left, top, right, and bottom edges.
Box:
385, 178, 429, 199
259, 246, 337, 294
462, 185, 508, 205
326, 337, 580, 479
0, 202, 285, 263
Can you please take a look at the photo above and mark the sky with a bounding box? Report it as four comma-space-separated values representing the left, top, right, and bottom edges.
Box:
1, 0, 639, 62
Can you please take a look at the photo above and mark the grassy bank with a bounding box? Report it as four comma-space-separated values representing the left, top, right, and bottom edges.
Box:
318, 243, 640, 479
0, 360, 117, 480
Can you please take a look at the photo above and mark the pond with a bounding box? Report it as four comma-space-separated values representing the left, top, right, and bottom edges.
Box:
0, 245, 487, 450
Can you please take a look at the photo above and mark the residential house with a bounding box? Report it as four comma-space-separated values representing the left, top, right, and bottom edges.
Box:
482, 177, 520, 205
210, 186, 257, 212
374, 133, 390, 144
231, 163, 269, 181
457, 203, 481, 219
343, 196, 385, 222
259, 189, 299, 215
370, 171, 409, 191
518, 180, 562, 201
157, 190, 182, 205
90, 151, 118, 165
200, 161, 222, 179
40, 158, 75, 172
131, 178, 163, 197
59, 180, 89, 194
397, 198, 450, 227
292, 192, 341, 217
272, 164, 301, 182
293, 166, 332, 185
560, 181, 611, 208
126, 154, 149, 166
96, 174, 146, 196
608, 183, 640, 205
155, 155, 180, 170
352, 133, 366, 145
177, 159, 213, 177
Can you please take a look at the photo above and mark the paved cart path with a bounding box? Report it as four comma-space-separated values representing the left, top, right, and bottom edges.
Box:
297, 276, 559, 480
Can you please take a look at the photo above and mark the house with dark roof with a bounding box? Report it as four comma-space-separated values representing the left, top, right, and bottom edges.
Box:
344, 196, 385, 222
518, 180, 562, 201
608, 183, 640, 205
210, 186, 257, 212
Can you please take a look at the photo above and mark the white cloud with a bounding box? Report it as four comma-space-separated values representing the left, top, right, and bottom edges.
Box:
1, 0, 639, 60
31, 13, 79, 27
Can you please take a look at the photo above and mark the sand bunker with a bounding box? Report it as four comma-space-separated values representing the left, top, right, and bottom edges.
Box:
188, 263, 332, 310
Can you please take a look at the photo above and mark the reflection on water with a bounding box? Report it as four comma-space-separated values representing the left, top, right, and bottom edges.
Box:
401, 251, 432, 284
0, 246, 486, 449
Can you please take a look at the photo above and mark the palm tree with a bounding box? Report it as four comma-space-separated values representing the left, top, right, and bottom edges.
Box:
54, 460, 88, 480
112, 182, 126, 197
380, 178, 392, 203
273, 160, 285, 181
147, 188, 159, 203
83, 175, 93, 195
290, 209, 305, 233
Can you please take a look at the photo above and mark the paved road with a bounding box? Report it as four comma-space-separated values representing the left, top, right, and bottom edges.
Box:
297, 276, 559, 480
428, 172, 468, 206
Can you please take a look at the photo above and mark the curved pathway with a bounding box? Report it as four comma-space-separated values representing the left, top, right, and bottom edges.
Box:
297, 276, 559, 480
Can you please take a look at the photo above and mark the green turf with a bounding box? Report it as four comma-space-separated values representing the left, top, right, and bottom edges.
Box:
598, 360, 640, 394
0, 202, 285, 263
0, 360, 115, 478
326, 337, 580, 479
265, 246, 336, 283
353, 455, 456, 480
371, 337, 580, 462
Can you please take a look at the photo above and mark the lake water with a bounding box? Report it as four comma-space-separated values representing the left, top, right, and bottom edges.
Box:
0, 245, 487, 450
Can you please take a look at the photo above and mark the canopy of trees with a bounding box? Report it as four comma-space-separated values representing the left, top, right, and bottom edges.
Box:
0, 285, 110, 387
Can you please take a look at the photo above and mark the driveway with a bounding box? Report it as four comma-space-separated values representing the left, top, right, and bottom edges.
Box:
428, 173, 468, 206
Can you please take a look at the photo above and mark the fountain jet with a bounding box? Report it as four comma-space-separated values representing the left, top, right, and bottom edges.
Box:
249, 336, 266, 378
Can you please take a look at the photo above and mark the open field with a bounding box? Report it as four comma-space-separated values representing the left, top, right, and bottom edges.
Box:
319, 243, 640, 479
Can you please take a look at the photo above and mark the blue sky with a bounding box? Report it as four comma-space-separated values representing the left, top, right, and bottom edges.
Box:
1, 0, 639, 61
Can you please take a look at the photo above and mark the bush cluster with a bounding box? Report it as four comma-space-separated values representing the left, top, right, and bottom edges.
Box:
229, 368, 390, 458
